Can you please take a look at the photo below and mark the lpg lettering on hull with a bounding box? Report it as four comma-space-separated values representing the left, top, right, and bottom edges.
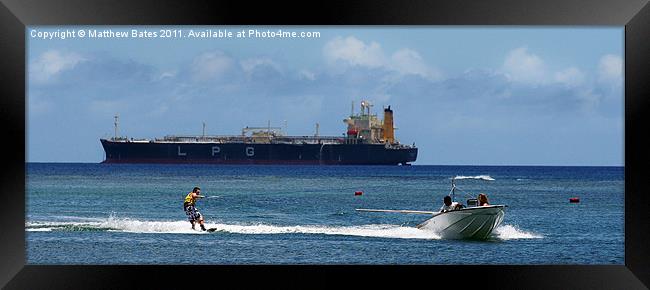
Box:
246, 147, 254, 157
212, 146, 221, 156
178, 146, 186, 156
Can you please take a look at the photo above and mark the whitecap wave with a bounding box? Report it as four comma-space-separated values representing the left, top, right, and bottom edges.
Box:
27, 227, 53, 232
454, 175, 495, 181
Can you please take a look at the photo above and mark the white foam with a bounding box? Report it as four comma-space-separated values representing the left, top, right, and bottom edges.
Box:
214, 223, 441, 240
27, 217, 441, 239
494, 224, 543, 240
26, 221, 90, 227
454, 175, 495, 181
26, 228, 53, 232
28, 217, 541, 241
101, 217, 199, 234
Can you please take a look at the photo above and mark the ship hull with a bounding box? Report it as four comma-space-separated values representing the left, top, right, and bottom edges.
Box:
100, 139, 418, 165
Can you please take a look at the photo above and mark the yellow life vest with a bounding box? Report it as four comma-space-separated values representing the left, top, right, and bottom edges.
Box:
184, 192, 197, 205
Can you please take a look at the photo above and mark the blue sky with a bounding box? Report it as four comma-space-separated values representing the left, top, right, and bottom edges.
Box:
27, 26, 623, 165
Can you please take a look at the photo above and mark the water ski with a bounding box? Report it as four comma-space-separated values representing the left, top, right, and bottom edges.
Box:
206, 228, 218, 232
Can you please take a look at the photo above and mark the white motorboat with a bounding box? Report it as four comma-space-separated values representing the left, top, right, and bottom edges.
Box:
415, 204, 505, 240
356, 175, 506, 240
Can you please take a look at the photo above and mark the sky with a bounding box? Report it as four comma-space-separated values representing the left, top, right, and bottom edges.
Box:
26, 26, 624, 166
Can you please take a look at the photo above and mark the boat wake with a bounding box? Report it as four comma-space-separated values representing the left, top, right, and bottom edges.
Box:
26, 217, 441, 239
493, 224, 543, 240
27, 216, 541, 240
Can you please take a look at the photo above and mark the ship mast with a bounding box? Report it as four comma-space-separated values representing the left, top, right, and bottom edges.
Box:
113, 114, 119, 140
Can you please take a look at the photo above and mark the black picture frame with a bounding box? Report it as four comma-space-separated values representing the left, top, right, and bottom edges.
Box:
1, 0, 649, 288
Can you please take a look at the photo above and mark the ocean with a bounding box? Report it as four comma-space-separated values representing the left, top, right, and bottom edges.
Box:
26, 163, 624, 264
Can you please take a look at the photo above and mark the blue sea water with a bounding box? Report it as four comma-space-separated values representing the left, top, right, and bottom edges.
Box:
26, 163, 624, 265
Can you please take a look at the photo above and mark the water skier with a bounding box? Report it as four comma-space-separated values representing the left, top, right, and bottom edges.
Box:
184, 186, 207, 231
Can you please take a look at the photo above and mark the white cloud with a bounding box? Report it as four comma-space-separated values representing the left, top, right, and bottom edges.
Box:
323, 36, 441, 80
298, 69, 316, 81
554, 67, 585, 87
502, 47, 546, 84
240, 57, 282, 75
156, 71, 177, 81
30, 50, 86, 82
575, 88, 602, 112
191, 51, 234, 81
323, 36, 385, 68
598, 54, 622, 85
149, 70, 178, 82
390, 48, 442, 80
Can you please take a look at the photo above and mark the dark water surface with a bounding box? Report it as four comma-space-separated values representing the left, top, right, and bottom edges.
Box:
26, 163, 624, 264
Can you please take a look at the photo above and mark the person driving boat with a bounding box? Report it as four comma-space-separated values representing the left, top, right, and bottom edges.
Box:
440, 195, 463, 212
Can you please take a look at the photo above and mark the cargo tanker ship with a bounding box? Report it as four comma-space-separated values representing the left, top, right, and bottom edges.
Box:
100, 100, 417, 165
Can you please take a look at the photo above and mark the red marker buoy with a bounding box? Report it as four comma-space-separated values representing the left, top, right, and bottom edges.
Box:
355, 191, 363, 196
569, 197, 580, 203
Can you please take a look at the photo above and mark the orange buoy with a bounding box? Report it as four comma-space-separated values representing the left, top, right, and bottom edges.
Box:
569, 197, 580, 203
355, 191, 363, 196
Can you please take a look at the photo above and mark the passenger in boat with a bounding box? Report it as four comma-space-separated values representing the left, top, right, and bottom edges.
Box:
440, 195, 463, 212
478, 193, 489, 206
184, 186, 207, 231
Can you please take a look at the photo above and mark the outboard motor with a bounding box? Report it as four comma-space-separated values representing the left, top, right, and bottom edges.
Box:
467, 198, 478, 207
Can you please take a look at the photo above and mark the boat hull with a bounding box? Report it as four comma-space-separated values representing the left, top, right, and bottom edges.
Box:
100, 139, 418, 165
417, 205, 505, 240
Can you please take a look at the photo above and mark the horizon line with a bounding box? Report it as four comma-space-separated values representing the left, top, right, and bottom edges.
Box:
24, 161, 624, 167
